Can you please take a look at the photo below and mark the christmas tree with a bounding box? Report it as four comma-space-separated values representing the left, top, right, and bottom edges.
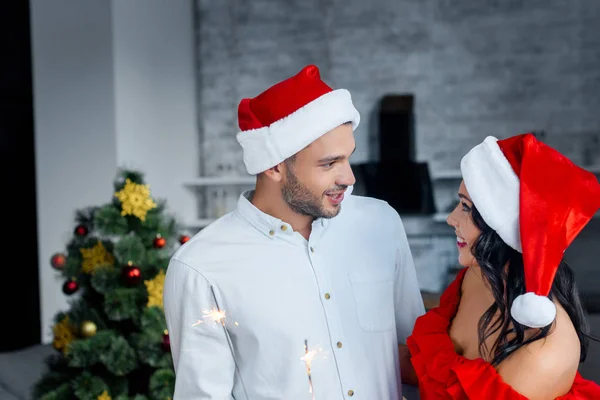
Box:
33, 169, 190, 400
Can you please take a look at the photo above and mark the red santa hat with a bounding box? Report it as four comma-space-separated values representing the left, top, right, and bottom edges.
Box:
236, 65, 360, 175
460, 133, 600, 328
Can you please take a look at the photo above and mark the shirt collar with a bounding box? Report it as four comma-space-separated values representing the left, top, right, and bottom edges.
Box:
235, 190, 295, 240
235, 185, 354, 239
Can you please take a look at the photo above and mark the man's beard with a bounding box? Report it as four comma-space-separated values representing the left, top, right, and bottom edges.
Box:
281, 167, 346, 219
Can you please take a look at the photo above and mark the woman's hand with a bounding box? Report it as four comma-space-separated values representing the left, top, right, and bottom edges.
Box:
399, 344, 418, 386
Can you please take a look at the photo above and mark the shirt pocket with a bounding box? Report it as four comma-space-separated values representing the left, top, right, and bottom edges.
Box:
349, 274, 395, 333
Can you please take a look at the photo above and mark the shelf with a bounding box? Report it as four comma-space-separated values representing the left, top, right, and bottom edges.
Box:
587, 165, 600, 174
183, 176, 256, 186
184, 218, 218, 228
432, 212, 449, 223
431, 170, 461, 180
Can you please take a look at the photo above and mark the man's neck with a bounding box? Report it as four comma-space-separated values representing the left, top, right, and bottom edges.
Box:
251, 186, 314, 239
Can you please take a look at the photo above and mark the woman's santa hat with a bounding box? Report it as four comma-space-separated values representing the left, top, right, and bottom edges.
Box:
461, 133, 600, 328
236, 65, 360, 175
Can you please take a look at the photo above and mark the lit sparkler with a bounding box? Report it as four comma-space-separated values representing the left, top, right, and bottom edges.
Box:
301, 339, 318, 399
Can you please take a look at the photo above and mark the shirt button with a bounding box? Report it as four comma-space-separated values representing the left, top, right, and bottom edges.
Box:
269, 230, 275, 236
281, 225, 287, 231
310, 246, 315, 253
337, 341, 343, 348
347, 389, 354, 396
324, 293, 331, 300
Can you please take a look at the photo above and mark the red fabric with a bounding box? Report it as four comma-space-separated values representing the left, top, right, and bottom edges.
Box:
407, 268, 600, 399
237, 65, 333, 131
496, 133, 600, 297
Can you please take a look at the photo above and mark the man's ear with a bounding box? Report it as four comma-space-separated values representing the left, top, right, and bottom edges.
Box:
262, 162, 285, 182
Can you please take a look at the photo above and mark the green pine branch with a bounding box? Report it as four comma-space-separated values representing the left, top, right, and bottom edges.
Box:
38, 383, 72, 400
114, 235, 146, 266
90, 266, 121, 295
133, 335, 173, 370
95, 205, 129, 236
100, 335, 139, 376
104, 287, 145, 322
72, 371, 109, 400
140, 307, 167, 334
149, 369, 175, 400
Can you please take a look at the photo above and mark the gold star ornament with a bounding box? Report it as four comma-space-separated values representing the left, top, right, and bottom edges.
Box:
114, 178, 157, 222
97, 390, 111, 400
80, 241, 115, 274
144, 269, 166, 309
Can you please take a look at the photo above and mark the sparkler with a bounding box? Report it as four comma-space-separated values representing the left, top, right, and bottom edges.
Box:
301, 339, 318, 399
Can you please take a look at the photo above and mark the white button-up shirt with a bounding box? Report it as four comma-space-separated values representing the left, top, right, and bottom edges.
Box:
164, 189, 425, 400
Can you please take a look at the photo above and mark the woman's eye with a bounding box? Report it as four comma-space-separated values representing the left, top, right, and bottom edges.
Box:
461, 202, 471, 212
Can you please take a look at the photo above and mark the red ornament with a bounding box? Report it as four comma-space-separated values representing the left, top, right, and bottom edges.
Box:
62, 279, 79, 295
161, 330, 170, 352
50, 253, 67, 270
153, 235, 166, 249
122, 263, 142, 286
74, 225, 88, 237
179, 235, 190, 245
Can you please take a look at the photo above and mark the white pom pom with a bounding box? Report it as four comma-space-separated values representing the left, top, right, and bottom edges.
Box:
510, 292, 556, 328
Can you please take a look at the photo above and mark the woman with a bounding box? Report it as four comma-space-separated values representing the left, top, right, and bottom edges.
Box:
407, 133, 600, 399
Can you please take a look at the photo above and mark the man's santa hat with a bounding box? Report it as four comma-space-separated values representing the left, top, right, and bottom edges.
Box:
461, 133, 600, 328
236, 65, 360, 175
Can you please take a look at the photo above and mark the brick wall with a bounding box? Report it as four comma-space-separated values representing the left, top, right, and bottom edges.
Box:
195, 0, 600, 171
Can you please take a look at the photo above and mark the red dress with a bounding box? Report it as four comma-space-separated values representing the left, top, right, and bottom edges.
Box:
407, 268, 600, 399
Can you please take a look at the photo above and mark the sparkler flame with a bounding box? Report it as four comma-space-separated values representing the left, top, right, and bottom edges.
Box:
202, 307, 227, 325
190, 306, 241, 329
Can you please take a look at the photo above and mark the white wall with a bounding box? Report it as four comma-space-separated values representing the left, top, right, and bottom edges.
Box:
112, 1, 199, 221
30, 0, 198, 344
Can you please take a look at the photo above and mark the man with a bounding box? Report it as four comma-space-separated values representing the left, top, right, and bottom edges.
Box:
163, 64, 425, 399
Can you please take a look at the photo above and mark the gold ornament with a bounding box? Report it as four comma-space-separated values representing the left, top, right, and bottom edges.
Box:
52, 316, 76, 354
144, 269, 166, 309
80, 241, 115, 274
80, 320, 97, 338
97, 390, 111, 400
114, 178, 157, 222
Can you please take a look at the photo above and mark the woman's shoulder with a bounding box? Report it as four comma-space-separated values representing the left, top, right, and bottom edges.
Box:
496, 304, 581, 400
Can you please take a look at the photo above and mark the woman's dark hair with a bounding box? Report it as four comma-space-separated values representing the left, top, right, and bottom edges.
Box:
470, 204, 596, 366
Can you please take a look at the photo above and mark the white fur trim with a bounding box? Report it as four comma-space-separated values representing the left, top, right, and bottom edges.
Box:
236, 89, 360, 175
460, 136, 522, 252
511, 292, 557, 328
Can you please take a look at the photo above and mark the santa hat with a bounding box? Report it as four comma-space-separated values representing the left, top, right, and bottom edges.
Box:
460, 133, 600, 328
236, 65, 360, 175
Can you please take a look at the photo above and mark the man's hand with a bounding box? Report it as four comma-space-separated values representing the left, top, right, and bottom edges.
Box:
399, 344, 418, 386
